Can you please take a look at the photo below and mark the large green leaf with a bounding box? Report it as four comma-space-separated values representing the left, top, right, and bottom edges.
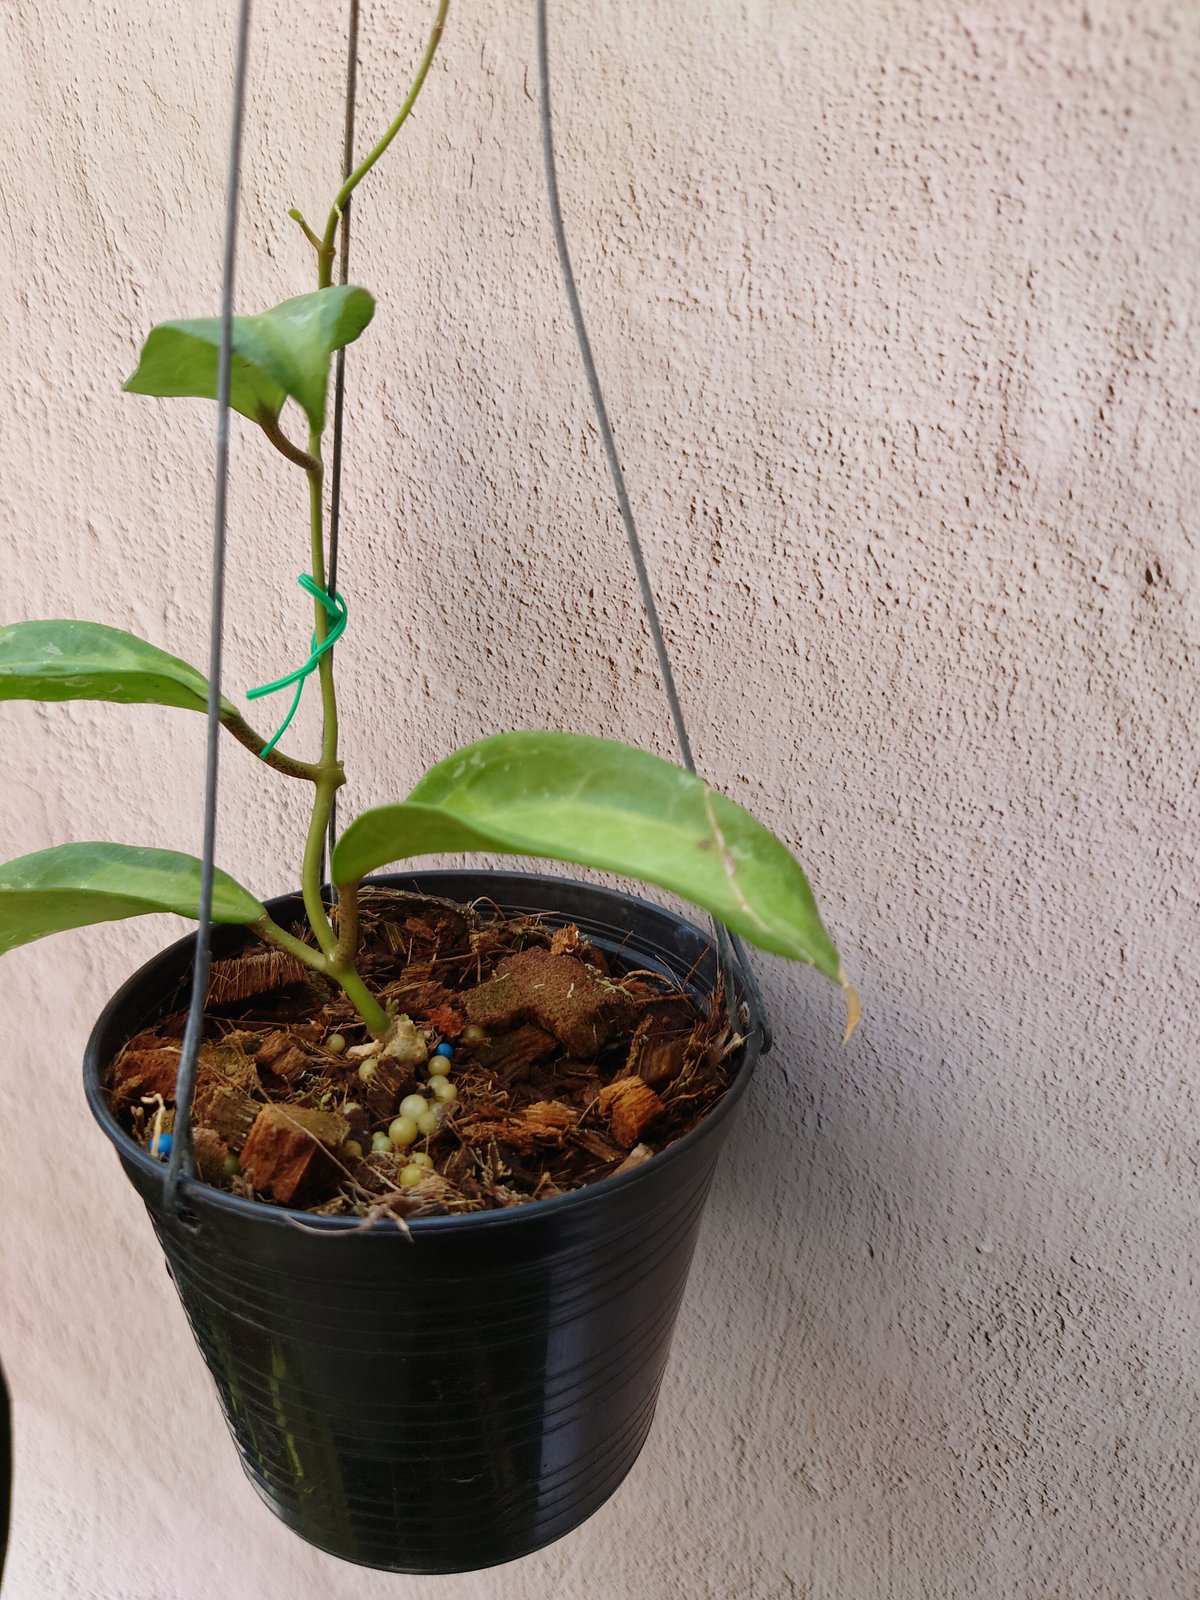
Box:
0, 620, 228, 713
0, 844, 265, 955
123, 285, 375, 433
331, 731, 844, 979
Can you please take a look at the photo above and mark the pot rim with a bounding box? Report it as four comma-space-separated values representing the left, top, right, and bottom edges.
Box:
83, 869, 765, 1237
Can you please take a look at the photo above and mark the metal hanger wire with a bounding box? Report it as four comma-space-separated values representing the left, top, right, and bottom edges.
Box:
322, 0, 361, 891
534, 0, 772, 1052
164, 0, 254, 1215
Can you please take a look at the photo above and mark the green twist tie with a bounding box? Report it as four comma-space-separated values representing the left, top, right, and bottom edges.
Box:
247, 574, 347, 757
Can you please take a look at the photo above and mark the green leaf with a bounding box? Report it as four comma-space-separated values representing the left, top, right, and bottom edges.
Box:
123, 285, 375, 433
0, 620, 228, 714
331, 731, 844, 979
0, 844, 265, 956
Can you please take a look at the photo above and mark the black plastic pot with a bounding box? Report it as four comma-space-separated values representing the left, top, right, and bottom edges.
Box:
84, 870, 762, 1573
0, 1356, 9, 1591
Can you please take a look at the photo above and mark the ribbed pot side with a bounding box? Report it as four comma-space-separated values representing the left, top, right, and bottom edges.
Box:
84, 871, 763, 1574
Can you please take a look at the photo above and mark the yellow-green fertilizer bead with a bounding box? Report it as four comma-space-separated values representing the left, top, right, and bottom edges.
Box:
325, 1033, 347, 1055
370, 1131, 394, 1154
410, 1151, 434, 1170
399, 1163, 424, 1188
341, 1139, 364, 1161
357, 1061, 376, 1084
431, 1077, 458, 1104
461, 1024, 487, 1044
399, 1093, 428, 1122
389, 1115, 419, 1147
416, 1109, 440, 1137
427, 1057, 451, 1077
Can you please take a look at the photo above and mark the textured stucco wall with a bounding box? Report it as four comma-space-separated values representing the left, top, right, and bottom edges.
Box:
1, 1, 1198, 1596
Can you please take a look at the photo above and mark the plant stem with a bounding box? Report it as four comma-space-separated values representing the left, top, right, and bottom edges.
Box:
287, 206, 322, 252
299, 441, 341, 962
326, 958, 392, 1039
220, 705, 335, 782
326, 884, 393, 1038
257, 410, 320, 472
286, 0, 451, 1041
273, 445, 393, 1042
255, 912, 393, 1038
333, 881, 360, 968
253, 915, 329, 971
316, 0, 450, 289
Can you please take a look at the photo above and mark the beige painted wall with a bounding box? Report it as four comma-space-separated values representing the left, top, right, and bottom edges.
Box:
2, 1, 1198, 1595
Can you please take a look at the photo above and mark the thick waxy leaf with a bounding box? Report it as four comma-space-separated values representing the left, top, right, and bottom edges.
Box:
123, 285, 375, 432
0, 844, 265, 955
0, 620, 227, 713
331, 731, 843, 978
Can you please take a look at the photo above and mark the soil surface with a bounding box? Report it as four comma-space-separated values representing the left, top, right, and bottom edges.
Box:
108, 889, 743, 1218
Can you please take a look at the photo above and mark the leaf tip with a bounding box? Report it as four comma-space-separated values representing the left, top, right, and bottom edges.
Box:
839, 972, 862, 1043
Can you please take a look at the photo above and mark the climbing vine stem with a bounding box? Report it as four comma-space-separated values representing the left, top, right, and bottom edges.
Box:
316, 0, 450, 289
283, 0, 451, 1034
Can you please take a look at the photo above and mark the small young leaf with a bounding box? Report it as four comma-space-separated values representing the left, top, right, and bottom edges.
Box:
331, 731, 843, 979
0, 620, 224, 713
123, 285, 375, 433
0, 844, 265, 956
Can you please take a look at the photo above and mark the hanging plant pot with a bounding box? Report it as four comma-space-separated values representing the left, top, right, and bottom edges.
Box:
83, 870, 763, 1574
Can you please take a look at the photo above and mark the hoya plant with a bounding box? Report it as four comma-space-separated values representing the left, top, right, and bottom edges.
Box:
0, 3, 855, 1053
